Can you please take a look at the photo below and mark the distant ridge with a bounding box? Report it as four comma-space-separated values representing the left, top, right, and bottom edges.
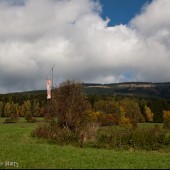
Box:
1, 82, 170, 99
83, 82, 170, 99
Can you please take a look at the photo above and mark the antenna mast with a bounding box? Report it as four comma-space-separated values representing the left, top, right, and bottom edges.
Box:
51, 64, 55, 89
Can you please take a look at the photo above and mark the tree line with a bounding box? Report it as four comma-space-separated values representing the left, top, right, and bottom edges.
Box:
0, 86, 170, 124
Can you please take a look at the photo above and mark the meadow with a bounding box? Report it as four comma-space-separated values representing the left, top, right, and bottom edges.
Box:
0, 118, 170, 169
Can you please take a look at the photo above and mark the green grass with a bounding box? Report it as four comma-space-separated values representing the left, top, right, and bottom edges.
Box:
0, 118, 170, 169
138, 122, 163, 128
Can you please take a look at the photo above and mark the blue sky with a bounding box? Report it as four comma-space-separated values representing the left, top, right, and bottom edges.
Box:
100, 0, 152, 26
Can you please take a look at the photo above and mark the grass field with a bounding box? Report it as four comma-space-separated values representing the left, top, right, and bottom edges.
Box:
0, 118, 170, 169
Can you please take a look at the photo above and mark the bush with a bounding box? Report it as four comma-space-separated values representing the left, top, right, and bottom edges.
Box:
51, 80, 90, 131
130, 126, 162, 150
3, 115, 19, 123
25, 111, 37, 123
98, 112, 117, 126
95, 127, 132, 149
32, 121, 79, 145
32, 120, 99, 147
25, 112, 33, 122
163, 110, 170, 130
32, 121, 170, 150
95, 125, 170, 151
32, 124, 49, 139
4, 118, 16, 123
78, 123, 99, 147
29, 117, 37, 123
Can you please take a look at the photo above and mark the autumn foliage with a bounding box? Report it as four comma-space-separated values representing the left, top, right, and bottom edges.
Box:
163, 110, 170, 130
144, 106, 154, 122
32, 80, 170, 150
51, 80, 90, 131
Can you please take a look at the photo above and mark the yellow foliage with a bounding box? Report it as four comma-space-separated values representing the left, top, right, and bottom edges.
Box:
84, 110, 99, 122
163, 110, 170, 120
145, 106, 154, 122
97, 112, 116, 126
119, 106, 132, 128
119, 106, 125, 116
163, 110, 170, 129
119, 116, 132, 128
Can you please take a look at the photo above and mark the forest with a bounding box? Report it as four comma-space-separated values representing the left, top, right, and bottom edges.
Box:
0, 82, 170, 124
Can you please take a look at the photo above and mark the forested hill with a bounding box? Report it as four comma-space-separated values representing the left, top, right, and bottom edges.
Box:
0, 82, 170, 101
0, 82, 170, 123
83, 82, 170, 99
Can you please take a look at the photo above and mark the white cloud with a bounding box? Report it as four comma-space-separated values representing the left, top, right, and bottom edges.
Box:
0, 0, 170, 93
130, 0, 170, 37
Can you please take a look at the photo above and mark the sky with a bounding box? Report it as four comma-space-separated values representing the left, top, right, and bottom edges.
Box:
100, 0, 151, 26
0, 0, 170, 93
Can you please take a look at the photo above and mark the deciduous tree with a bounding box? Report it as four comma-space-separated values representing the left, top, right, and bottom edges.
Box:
144, 106, 154, 122
163, 110, 170, 130
52, 80, 89, 131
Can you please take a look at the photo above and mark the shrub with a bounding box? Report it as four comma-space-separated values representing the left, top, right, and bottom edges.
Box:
163, 110, 170, 130
83, 110, 99, 123
51, 80, 90, 131
78, 122, 99, 147
32, 121, 79, 145
25, 111, 37, 123
3, 115, 19, 123
94, 125, 170, 151
130, 127, 161, 150
29, 117, 37, 123
4, 118, 16, 123
44, 113, 52, 122
32, 124, 49, 139
95, 127, 132, 149
33, 121, 170, 150
32, 120, 99, 147
25, 111, 33, 122
98, 112, 117, 126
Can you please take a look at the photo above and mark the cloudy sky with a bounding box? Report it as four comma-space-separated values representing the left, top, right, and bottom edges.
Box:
0, 0, 170, 93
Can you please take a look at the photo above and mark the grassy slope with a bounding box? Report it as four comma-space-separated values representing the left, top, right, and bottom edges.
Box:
0, 118, 170, 169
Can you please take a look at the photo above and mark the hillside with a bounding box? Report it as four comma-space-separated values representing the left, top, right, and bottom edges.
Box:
0, 82, 170, 123
83, 82, 170, 99
0, 82, 170, 100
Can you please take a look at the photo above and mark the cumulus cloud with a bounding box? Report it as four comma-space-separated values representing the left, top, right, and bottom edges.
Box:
130, 0, 170, 37
0, 0, 170, 93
